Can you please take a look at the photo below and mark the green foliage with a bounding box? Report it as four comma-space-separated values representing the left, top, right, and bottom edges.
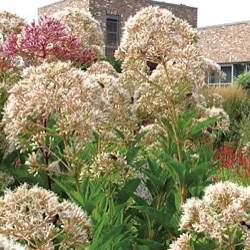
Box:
104, 57, 122, 73
235, 70, 250, 91
0, 7, 235, 249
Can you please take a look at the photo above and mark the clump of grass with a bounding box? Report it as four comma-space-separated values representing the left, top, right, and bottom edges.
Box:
200, 85, 250, 146
201, 85, 250, 122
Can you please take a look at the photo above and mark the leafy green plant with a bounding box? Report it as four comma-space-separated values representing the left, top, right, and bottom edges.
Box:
173, 181, 250, 250
0, 6, 230, 249
235, 70, 250, 91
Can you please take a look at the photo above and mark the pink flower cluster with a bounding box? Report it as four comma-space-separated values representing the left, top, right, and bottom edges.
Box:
0, 15, 93, 75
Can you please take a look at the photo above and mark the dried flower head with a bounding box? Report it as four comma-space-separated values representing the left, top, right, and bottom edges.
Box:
81, 152, 134, 183
2, 61, 105, 151
116, 6, 197, 63
180, 181, 250, 246
204, 106, 230, 132
53, 7, 104, 58
0, 171, 14, 192
0, 11, 26, 40
115, 6, 209, 87
168, 233, 192, 250
0, 183, 91, 249
114, 6, 226, 135
87, 60, 118, 77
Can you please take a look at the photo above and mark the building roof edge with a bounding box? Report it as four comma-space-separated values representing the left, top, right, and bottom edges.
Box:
146, 0, 197, 9
198, 19, 250, 29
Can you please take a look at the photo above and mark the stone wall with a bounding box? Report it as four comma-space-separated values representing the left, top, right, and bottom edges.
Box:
199, 21, 250, 63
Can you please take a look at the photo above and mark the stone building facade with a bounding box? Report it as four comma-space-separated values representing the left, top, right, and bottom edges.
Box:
39, 0, 197, 56
199, 21, 250, 85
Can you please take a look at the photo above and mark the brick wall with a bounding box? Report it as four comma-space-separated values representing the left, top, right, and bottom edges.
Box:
39, 0, 197, 27
90, 0, 197, 32
199, 21, 250, 63
146, 1, 197, 27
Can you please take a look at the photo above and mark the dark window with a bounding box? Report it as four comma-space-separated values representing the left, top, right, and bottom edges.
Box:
221, 66, 232, 83
234, 63, 246, 78
106, 15, 120, 47
209, 71, 219, 84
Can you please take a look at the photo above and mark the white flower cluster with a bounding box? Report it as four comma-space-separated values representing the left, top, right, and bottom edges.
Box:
0, 183, 91, 249
168, 233, 192, 250
81, 152, 133, 183
204, 106, 230, 132
180, 181, 250, 247
2, 61, 123, 151
2, 60, 137, 176
115, 6, 209, 88
114, 6, 227, 131
53, 7, 104, 58
0, 234, 27, 250
242, 142, 250, 158
0, 171, 14, 191
86, 60, 137, 133
0, 11, 26, 39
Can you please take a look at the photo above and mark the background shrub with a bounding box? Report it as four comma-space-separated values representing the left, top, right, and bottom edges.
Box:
235, 70, 250, 91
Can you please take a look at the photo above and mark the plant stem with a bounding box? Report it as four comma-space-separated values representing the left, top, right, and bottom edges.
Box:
44, 150, 51, 190
73, 171, 80, 192
42, 117, 51, 190
170, 100, 182, 163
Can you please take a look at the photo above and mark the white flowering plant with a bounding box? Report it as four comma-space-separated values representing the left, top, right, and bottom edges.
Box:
0, 6, 234, 250
169, 181, 250, 250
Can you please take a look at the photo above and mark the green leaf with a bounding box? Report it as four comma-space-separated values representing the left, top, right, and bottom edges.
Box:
136, 239, 163, 249
174, 192, 182, 211
141, 168, 164, 187
118, 178, 141, 204
80, 177, 90, 200
189, 116, 218, 138
134, 130, 147, 144
161, 117, 174, 137
115, 237, 133, 249
1, 149, 20, 166
185, 162, 214, 186
123, 178, 141, 194
130, 193, 149, 207
114, 128, 125, 140
127, 146, 141, 165
52, 178, 84, 206
160, 154, 185, 186
131, 206, 171, 226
